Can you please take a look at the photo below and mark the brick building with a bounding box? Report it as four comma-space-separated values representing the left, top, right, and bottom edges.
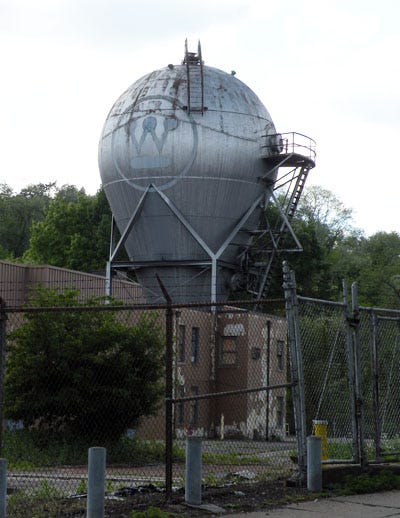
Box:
0, 260, 288, 440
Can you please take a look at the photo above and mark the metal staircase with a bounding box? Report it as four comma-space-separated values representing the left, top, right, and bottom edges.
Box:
241, 132, 316, 300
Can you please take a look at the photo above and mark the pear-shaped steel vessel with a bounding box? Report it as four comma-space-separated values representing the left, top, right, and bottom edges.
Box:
99, 49, 278, 303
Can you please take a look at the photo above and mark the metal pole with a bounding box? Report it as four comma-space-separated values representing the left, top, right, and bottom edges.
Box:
156, 275, 173, 501
211, 256, 217, 311
343, 281, 358, 463
371, 312, 381, 461
283, 262, 307, 480
185, 437, 202, 505
105, 261, 112, 299
265, 320, 271, 441
0, 299, 7, 458
87, 447, 106, 518
0, 458, 6, 518
105, 215, 116, 298
307, 436, 322, 492
165, 302, 173, 500
351, 283, 367, 467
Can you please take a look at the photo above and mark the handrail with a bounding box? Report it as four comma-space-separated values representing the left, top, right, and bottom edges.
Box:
261, 131, 316, 163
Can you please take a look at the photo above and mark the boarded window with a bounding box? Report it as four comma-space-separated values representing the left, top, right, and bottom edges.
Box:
277, 396, 284, 428
277, 340, 284, 371
190, 327, 199, 363
219, 337, 238, 366
178, 325, 185, 363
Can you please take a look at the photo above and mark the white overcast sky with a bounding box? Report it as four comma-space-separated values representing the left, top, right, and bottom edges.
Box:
1, 0, 399, 236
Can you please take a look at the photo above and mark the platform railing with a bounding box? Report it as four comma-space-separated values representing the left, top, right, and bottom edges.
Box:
261, 131, 316, 163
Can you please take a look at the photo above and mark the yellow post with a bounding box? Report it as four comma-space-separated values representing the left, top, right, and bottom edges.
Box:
312, 419, 328, 461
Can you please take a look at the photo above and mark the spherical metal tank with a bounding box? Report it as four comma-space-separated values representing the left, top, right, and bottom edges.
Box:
99, 50, 278, 303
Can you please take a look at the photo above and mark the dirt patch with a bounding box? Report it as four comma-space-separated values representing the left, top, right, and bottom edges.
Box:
96, 479, 308, 517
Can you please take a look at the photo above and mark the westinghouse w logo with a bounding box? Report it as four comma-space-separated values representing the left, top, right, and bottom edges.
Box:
111, 95, 198, 192
130, 115, 179, 170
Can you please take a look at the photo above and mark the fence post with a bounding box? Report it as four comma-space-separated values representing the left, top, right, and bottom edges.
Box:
351, 283, 367, 467
283, 262, 307, 480
370, 311, 381, 461
0, 299, 7, 458
87, 447, 106, 518
156, 275, 173, 501
0, 458, 6, 518
343, 281, 359, 463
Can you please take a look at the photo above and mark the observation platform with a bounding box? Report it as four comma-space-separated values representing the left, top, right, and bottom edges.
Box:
261, 131, 316, 172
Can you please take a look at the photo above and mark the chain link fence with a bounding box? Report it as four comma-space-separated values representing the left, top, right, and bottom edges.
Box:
2, 261, 400, 515
283, 262, 400, 475
295, 297, 355, 462
0, 292, 296, 516
358, 306, 400, 462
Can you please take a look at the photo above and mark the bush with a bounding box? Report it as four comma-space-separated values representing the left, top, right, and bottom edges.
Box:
5, 287, 165, 443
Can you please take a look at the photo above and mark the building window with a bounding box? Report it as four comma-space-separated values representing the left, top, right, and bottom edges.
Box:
219, 337, 238, 366
178, 325, 185, 363
190, 327, 199, 363
177, 385, 185, 425
277, 396, 284, 428
277, 340, 284, 371
190, 386, 199, 425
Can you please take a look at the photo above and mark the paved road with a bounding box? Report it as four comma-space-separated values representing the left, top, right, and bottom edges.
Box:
226, 490, 400, 517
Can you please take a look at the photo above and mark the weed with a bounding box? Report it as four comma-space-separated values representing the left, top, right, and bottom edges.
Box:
105, 479, 115, 492
76, 478, 87, 494
130, 506, 177, 517
202, 451, 264, 465
35, 480, 61, 499
203, 472, 219, 486
330, 469, 400, 496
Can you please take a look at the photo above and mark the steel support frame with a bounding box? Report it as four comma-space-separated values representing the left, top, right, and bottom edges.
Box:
243, 151, 313, 299
106, 183, 265, 304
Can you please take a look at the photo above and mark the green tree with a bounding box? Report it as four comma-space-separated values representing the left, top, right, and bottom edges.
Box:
267, 186, 359, 299
25, 188, 111, 272
5, 287, 164, 443
0, 182, 55, 258
335, 231, 400, 308
296, 185, 354, 244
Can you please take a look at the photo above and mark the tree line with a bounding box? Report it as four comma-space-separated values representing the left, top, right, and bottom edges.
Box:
1, 181, 399, 308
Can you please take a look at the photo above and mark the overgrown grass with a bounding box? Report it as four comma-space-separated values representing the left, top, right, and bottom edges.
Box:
326, 441, 353, 460
202, 451, 269, 465
7, 480, 80, 518
3, 430, 184, 469
329, 469, 400, 495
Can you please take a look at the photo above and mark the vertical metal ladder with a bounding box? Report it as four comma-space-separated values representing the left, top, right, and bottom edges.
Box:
183, 40, 205, 114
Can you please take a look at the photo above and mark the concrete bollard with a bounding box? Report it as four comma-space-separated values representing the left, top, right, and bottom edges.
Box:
307, 435, 322, 492
0, 458, 6, 518
185, 436, 202, 505
87, 447, 106, 518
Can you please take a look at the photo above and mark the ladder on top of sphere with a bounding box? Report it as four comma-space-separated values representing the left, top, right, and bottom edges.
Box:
183, 40, 206, 114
